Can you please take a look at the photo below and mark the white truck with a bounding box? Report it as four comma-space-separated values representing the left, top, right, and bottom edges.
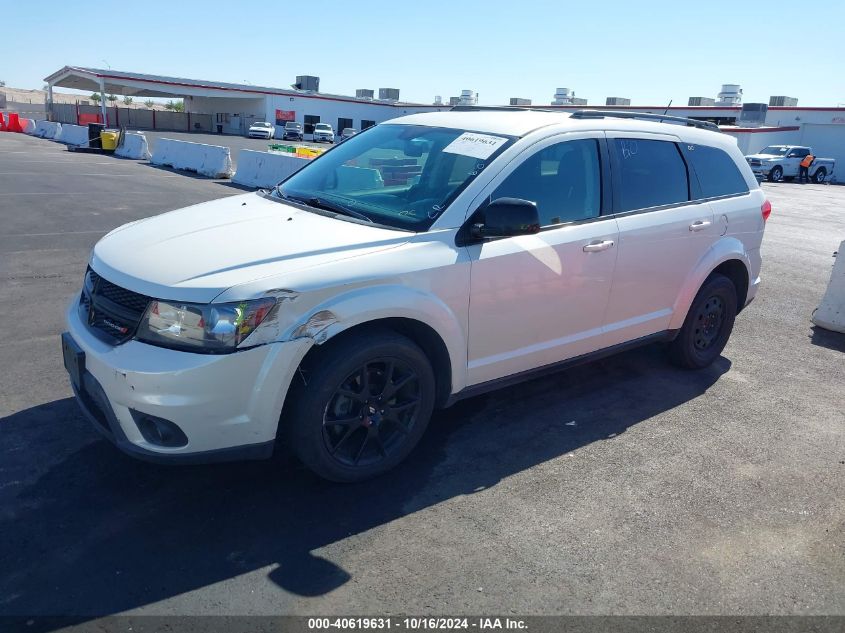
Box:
745, 145, 835, 183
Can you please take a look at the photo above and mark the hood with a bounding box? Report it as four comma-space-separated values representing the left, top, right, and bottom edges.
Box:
746, 153, 780, 160
91, 193, 409, 303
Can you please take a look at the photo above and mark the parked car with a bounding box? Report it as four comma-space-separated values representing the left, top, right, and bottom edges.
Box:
247, 121, 275, 140
282, 121, 303, 141
340, 127, 358, 141
312, 122, 335, 143
62, 109, 768, 482
745, 145, 835, 183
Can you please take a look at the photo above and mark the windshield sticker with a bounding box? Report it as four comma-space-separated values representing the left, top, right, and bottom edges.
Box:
443, 133, 509, 159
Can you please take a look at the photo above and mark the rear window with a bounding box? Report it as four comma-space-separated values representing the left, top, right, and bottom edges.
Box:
682, 144, 749, 198
613, 139, 689, 211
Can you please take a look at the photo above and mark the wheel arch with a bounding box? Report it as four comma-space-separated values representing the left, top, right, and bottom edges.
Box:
295, 317, 455, 408
282, 284, 468, 406
669, 240, 752, 330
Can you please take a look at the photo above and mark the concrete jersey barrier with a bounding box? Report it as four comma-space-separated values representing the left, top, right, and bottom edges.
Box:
151, 138, 234, 178
21, 118, 37, 134
56, 124, 91, 146
233, 150, 311, 188
35, 120, 61, 139
115, 131, 152, 160
812, 239, 845, 334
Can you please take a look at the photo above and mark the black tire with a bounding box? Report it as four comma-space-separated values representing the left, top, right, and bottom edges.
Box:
814, 168, 827, 184
286, 331, 436, 482
669, 274, 738, 369
769, 166, 783, 182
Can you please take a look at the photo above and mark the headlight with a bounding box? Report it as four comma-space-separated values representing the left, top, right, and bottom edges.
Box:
136, 298, 277, 353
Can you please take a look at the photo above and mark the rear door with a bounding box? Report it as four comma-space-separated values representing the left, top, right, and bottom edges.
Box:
601, 134, 716, 345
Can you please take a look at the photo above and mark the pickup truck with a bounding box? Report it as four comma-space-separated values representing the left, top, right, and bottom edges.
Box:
745, 145, 835, 183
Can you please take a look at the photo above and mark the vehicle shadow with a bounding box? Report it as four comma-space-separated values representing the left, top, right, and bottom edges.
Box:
0, 345, 729, 623
809, 325, 845, 353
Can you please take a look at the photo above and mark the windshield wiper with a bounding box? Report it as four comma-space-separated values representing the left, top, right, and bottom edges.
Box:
282, 193, 373, 223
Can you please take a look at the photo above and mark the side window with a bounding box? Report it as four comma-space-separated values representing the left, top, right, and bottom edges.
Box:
682, 144, 749, 198
613, 139, 689, 211
491, 139, 601, 226
789, 148, 809, 159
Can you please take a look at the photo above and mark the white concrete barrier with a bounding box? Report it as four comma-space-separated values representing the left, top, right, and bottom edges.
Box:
151, 138, 234, 178
812, 240, 845, 334
115, 131, 151, 160
35, 121, 61, 139
21, 118, 37, 134
56, 123, 91, 146
233, 150, 311, 188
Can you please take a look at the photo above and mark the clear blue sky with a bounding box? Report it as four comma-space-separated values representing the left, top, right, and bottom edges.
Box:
4, 0, 844, 106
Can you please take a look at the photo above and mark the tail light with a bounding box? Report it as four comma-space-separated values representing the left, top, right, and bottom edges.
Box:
761, 199, 772, 222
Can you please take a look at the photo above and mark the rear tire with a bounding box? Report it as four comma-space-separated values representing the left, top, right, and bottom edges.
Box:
669, 274, 738, 369
286, 331, 436, 482
814, 168, 827, 184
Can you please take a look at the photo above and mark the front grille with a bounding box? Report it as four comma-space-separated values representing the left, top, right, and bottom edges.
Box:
80, 268, 151, 344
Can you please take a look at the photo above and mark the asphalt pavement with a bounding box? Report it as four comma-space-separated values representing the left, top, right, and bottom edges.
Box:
0, 133, 843, 625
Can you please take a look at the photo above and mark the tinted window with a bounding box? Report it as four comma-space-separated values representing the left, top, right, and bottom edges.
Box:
614, 139, 688, 211
682, 144, 749, 198
491, 139, 601, 226
788, 148, 809, 158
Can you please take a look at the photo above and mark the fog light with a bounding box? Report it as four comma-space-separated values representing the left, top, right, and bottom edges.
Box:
131, 411, 188, 447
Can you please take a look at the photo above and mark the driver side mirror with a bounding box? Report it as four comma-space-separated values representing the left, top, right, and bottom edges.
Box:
471, 198, 541, 239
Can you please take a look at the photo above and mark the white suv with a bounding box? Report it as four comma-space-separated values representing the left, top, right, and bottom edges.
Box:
62, 108, 768, 481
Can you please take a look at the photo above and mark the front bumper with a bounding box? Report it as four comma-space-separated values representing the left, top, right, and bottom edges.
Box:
249, 132, 272, 139
313, 135, 334, 142
64, 300, 312, 463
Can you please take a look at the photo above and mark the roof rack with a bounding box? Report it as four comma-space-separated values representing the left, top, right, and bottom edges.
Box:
449, 105, 552, 113
569, 109, 720, 132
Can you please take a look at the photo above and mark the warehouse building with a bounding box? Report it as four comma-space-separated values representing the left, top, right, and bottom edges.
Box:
547, 84, 845, 176
43, 66, 447, 138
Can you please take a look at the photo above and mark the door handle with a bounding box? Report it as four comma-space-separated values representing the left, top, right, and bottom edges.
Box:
583, 239, 615, 253
689, 220, 712, 232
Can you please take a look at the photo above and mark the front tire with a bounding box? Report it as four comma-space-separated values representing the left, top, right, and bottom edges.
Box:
286, 331, 436, 482
669, 274, 738, 369
768, 166, 783, 182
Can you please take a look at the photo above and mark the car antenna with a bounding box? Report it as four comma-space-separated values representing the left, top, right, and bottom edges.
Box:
661, 99, 673, 121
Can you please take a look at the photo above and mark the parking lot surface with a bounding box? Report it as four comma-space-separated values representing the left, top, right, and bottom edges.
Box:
1, 133, 843, 621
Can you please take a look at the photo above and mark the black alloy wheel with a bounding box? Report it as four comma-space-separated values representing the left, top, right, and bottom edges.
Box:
322, 359, 422, 467
286, 330, 436, 482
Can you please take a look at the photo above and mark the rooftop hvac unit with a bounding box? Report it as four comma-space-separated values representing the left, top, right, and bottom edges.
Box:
458, 90, 477, 106
715, 84, 742, 106
606, 97, 631, 106
552, 87, 572, 105
434, 95, 443, 105
448, 96, 460, 106
293, 75, 320, 92
379, 88, 400, 101
769, 95, 798, 107
510, 97, 532, 106
356, 88, 374, 99
738, 103, 768, 127
688, 97, 716, 106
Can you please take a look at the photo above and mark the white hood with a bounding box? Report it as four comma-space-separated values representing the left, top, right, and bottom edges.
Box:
91, 193, 409, 303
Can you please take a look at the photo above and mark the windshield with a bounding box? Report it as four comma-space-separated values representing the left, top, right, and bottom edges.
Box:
254, 122, 270, 127
315, 124, 331, 130
759, 146, 789, 155
285, 122, 300, 128
274, 124, 514, 231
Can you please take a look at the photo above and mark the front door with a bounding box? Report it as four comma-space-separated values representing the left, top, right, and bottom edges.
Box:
601, 134, 717, 345
465, 134, 619, 385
